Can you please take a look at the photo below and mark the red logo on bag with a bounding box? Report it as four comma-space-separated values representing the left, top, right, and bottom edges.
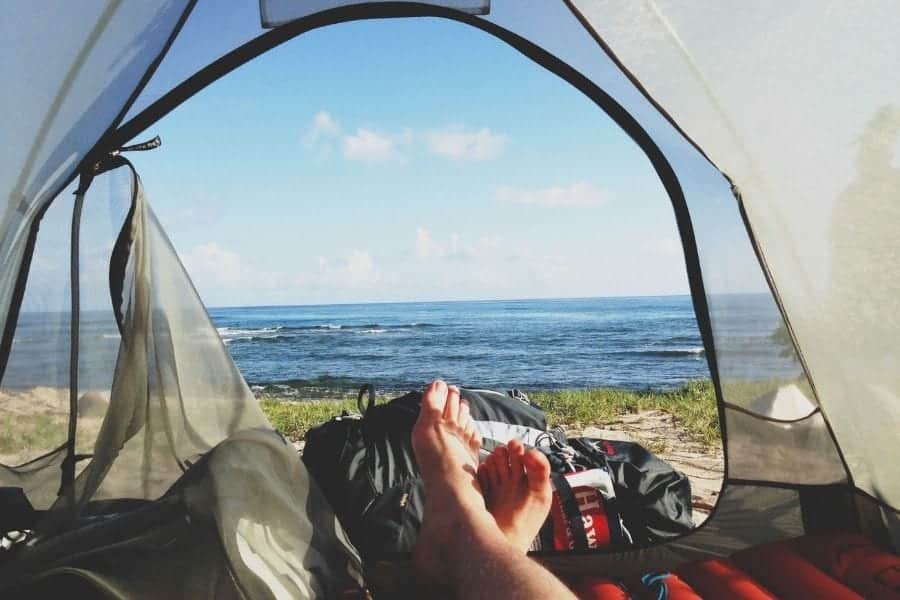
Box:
550, 482, 612, 550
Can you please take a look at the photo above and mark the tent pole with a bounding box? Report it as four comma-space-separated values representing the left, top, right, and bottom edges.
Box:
61, 173, 91, 514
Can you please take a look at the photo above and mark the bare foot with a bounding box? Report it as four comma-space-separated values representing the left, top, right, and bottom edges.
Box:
411, 380, 498, 584
478, 439, 552, 553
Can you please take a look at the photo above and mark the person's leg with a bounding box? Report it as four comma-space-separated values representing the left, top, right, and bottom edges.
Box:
479, 439, 553, 552
412, 380, 576, 599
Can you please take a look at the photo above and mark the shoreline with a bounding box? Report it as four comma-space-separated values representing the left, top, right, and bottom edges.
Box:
250, 378, 712, 402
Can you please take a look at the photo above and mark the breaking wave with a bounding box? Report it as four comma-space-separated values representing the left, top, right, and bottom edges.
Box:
623, 347, 706, 357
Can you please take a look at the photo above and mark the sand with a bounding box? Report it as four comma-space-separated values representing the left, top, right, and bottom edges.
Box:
0, 387, 107, 466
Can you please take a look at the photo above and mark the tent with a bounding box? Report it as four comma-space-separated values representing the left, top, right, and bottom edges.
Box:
1, 1, 897, 596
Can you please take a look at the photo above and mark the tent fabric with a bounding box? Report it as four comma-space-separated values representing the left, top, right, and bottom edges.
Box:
0, 1, 192, 378
119, 0, 267, 127
3, 429, 363, 598
58, 162, 273, 509
0, 160, 363, 597
725, 407, 847, 485
570, 0, 900, 511
179, 428, 363, 598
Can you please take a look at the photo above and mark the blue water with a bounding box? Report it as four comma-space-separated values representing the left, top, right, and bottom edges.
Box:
3, 295, 801, 395
211, 295, 717, 395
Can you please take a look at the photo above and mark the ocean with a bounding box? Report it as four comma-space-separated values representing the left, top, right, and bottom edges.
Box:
3, 295, 800, 397
212, 294, 794, 397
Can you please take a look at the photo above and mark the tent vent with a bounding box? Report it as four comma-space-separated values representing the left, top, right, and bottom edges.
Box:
259, 0, 491, 28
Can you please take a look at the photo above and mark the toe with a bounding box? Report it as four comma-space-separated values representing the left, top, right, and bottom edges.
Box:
477, 465, 491, 496
486, 453, 503, 489
443, 385, 461, 422
467, 426, 482, 454
421, 380, 448, 419
508, 440, 525, 479
458, 400, 471, 431
494, 445, 510, 483
463, 420, 482, 463
508, 439, 525, 456
522, 449, 552, 493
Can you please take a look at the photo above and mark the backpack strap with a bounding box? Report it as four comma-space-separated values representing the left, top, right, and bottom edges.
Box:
551, 472, 589, 551
357, 383, 376, 416
605, 494, 627, 546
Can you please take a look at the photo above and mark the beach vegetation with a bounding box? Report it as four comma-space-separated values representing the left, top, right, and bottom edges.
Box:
0, 413, 67, 461
260, 379, 719, 447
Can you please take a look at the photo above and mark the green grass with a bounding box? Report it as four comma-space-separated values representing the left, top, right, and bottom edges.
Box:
260, 379, 719, 447
0, 411, 109, 464
531, 379, 719, 447
0, 413, 68, 459
259, 397, 360, 442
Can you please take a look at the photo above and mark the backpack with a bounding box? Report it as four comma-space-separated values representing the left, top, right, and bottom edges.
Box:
532, 435, 694, 550
571, 438, 695, 544
302, 385, 693, 559
530, 428, 631, 551
301, 385, 545, 559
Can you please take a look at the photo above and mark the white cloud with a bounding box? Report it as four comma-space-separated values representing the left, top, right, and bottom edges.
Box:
495, 181, 608, 208
314, 249, 379, 287
426, 127, 508, 161
343, 128, 399, 162
414, 227, 502, 262
304, 113, 509, 165
181, 243, 385, 304
181, 242, 285, 300
312, 110, 339, 135
303, 110, 340, 146
182, 242, 244, 287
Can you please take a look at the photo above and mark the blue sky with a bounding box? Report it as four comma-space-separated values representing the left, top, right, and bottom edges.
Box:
113, 16, 763, 307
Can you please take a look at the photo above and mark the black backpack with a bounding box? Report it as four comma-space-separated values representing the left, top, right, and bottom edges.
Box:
302, 385, 693, 558
565, 437, 694, 544
301, 385, 545, 559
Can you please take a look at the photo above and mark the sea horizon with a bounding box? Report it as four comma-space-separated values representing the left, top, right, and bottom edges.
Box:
204, 291, 768, 311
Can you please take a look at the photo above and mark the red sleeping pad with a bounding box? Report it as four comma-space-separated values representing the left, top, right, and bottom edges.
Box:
574, 572, 700, 600
678, 558, 776, 599
571, 533, 899, 599
795, 533, 900, 600
732, 540, 863, 599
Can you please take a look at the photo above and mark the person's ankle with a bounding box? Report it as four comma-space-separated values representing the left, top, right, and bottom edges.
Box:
443, 515, 515, 581
427, 472, 484, 506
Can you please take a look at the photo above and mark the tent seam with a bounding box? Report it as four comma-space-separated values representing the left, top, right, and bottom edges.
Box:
723, 403, 822, 425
